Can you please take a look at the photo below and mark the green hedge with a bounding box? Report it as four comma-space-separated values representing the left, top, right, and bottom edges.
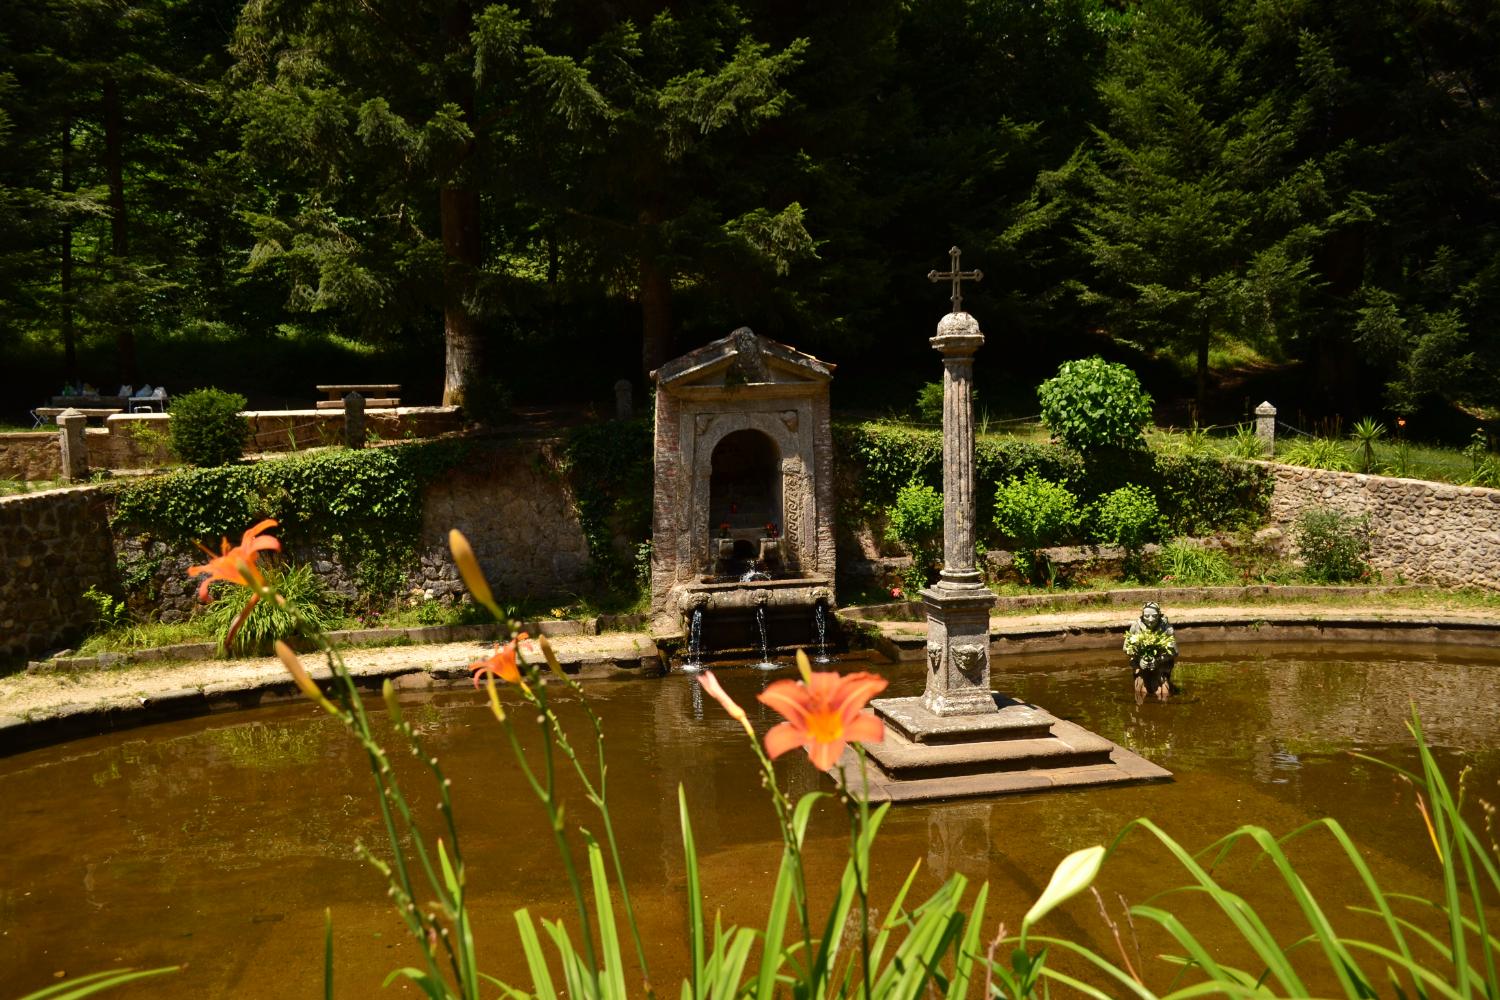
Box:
833, 422, 1271, 543
110, 441, 471, 596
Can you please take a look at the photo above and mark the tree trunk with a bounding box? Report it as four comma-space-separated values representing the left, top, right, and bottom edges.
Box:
102, 75, 136, 385
640, 255, 673, 377
60, 113, 77, 383
439, 1, 482, 407
1195, 328, 1210, 420
440, 186, 483, 406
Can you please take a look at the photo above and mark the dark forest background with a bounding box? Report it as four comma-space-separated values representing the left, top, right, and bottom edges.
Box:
2, 0, 1497, 434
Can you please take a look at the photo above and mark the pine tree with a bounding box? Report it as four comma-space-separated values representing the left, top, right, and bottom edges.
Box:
1073, 0, 1324, 414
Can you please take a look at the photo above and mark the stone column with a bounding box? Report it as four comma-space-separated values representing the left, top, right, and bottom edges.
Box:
57, 408, 89, 482
1255, 401, 1276, 457
920, 311, 997, 717
344, 392, 366, 449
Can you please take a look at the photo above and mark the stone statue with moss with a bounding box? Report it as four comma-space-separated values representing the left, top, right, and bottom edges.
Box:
1124, 602, 1177, 702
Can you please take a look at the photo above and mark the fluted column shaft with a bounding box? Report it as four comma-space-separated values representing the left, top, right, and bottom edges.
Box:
930, 313, 985, 590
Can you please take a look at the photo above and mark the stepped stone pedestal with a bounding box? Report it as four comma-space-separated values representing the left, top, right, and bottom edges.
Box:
839, 695, 1170, 803
837, 250, 1171, 803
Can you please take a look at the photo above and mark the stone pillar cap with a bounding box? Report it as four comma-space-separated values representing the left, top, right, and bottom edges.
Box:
930, 311, 984, 353
1254, 401, 1277, 415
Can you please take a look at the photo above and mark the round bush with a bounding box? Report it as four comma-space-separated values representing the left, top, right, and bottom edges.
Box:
1092, 485, 1161, 552
993, 471, 1080, 551
170, 388, 249, 467
1294, 508, 1372, 582
1037, 357, 1153, 452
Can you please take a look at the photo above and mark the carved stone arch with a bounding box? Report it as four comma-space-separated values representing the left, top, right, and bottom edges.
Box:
692, 416, 802, 572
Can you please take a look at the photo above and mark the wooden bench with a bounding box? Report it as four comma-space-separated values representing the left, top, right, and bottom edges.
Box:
316, 384, 400, 409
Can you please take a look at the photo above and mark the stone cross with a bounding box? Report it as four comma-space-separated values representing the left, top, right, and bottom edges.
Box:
918, 254, 997, 717
927, 246, 983, 315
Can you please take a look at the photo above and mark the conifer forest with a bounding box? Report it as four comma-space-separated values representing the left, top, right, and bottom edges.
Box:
2, 0, 1497, 430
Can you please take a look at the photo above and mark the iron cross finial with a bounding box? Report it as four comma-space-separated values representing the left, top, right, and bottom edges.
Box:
927, 246, 982, 314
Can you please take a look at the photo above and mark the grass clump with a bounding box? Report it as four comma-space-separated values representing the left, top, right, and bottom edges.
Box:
204, 561, 342, 655
1156, 539, 1237, 585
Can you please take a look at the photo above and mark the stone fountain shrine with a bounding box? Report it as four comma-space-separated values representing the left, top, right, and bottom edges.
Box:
649, 328, 837, 654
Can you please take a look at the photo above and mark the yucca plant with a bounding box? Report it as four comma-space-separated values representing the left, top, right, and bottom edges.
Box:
1350, 417, 1387, 473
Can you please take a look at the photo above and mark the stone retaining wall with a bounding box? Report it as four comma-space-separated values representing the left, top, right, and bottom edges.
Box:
0, 433, 61, 480
1267, 463, 1500, 587
0, 437, 593, 664
0, 488, 118, 662
4, 408, 464, 478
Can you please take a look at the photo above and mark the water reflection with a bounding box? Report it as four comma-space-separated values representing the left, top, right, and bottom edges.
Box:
1, 642, 1498, 997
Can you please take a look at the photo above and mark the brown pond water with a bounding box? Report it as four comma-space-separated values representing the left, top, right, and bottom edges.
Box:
3, 641, 1499, 997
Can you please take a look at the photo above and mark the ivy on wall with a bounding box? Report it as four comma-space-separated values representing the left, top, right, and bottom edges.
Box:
560, 419, 654, 586
109, 440, 471, 596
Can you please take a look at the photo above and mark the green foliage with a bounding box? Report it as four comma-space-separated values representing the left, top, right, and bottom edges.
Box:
1282, 436, 1355, 472
914, 381, 944, 424
1036, 357, 1153, 452
169, 389, 249, 468
110, 441, 469, 598
560, 420, 653, 588
1349, 418, 1386, 473
82, 585, 128, 631
884, 481, 944, 591
1295, 508, 1372, 583
994, 472, 1081, 582
204, 562, 340, 655
1156, 539, 1236, 585
1229, 422, 1264, 459
1092, 485, 1160, 552
459, 371, 512, 428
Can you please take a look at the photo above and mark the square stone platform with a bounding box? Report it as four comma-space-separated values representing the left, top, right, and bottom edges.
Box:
836, 695, 1171, 804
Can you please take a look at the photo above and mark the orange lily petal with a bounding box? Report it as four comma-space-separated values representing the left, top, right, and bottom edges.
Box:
844, 713, 885, 745
806, 738, 846, 772
757, 679, 811, 725
763, 721, 804, 760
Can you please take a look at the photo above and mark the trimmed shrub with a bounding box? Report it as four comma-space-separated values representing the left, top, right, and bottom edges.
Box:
1092, 485, 1161, 552
1037, 357, 1153, 452
885, 481, 945, 592
169, 388, 249, 467
1295, 508, 1372, 582
993, 471, 1080, 582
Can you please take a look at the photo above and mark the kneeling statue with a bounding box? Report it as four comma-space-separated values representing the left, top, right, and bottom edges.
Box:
1124, 602, 1178, 702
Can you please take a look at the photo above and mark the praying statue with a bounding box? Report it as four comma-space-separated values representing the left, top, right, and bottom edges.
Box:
1123, 602, 1178, 702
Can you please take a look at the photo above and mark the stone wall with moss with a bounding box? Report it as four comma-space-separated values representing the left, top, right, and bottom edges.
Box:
0, 487, 117, 662
1267, 463, 1500, 588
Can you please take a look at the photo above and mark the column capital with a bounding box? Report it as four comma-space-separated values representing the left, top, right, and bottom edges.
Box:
930, 312, 984, 356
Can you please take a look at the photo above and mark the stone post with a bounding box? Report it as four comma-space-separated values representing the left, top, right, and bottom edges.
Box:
1255, 401, 1276, 457
57, 408, 89, 482
614, 379, 633, 420
344, 392, 366, 449
920, 311, 998, 717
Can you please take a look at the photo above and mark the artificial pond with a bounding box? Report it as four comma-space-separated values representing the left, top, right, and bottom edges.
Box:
3, 641, 1499, 996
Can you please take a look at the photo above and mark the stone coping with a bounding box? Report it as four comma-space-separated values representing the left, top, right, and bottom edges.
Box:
0, 632, 663, 757
854, 604, 1500, 662
6, 601, 1500, 756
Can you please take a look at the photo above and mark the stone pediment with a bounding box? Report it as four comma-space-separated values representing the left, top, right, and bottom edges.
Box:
653, 327, 834, 390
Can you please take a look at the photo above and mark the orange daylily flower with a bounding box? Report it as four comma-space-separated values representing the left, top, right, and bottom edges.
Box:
188, 519, 282, 601
697, 670, 754, 738
187, 519, 282, 650
757, 668, 889, 771
469, 633, 531, 688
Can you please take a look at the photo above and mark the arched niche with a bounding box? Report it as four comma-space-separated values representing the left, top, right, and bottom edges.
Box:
709, 429, 782, 543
